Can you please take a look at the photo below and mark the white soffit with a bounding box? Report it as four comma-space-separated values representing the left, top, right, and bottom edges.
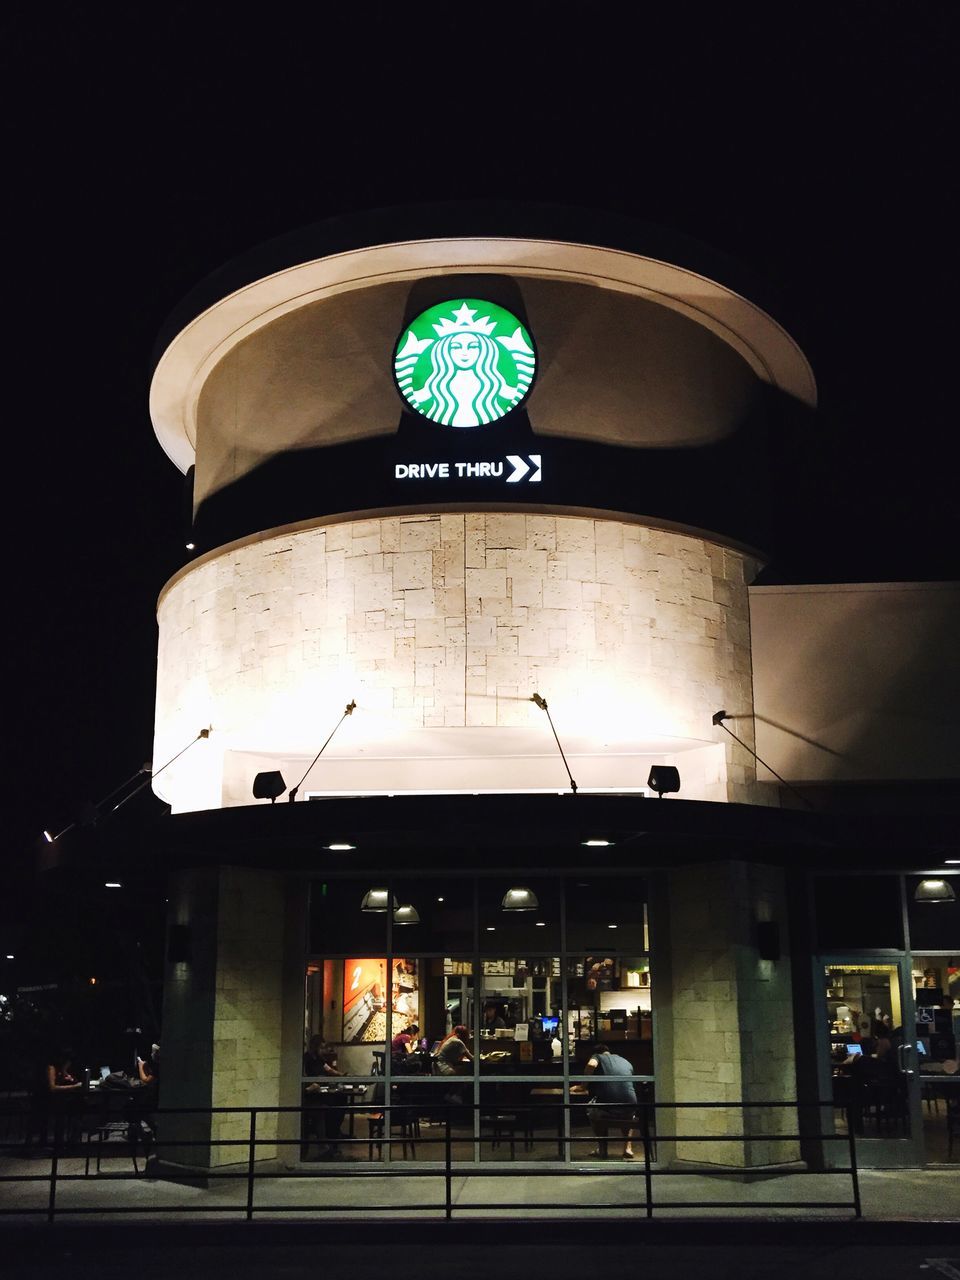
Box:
150, 237, 819, 474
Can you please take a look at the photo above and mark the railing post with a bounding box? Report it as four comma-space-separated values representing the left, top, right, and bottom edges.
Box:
845, 1103, 862, 1219
444, 1109, 453, 1220
47, 1114, 61, 1223
640, 1099, 654, 1219
246, 1108, 257, 1221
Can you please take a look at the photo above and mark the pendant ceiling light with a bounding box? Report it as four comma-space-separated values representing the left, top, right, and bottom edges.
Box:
913, 878, 956, 903
501, 886, 539, 912
393, 904, 420, 926
360, 888, 397, 913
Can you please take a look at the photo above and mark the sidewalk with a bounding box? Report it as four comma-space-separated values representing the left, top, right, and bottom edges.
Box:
1, 1153, 958, 1223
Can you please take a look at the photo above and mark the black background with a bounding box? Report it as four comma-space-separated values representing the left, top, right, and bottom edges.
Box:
1, 7, 957, 951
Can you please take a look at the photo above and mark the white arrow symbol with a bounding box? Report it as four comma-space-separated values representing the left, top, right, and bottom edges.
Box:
506, 455, 529, 483
528, 454, 541, 482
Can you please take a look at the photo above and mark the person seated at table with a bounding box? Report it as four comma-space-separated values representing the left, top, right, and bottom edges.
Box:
303, 1034, 340, 1078
127, 1043, 161, 1144
391, 1023, 420, 1068
41, 1050, 84, 1144
302, 1037, 347, 1159
582, 1043, 639, 1159
136, 1043, 160, 1088
434, 1025, 472, 1075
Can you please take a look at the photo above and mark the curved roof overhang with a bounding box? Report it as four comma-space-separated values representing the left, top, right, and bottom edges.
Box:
151, 231, 817, 475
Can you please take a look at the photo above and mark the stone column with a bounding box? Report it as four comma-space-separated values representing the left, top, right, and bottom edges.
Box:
652, 861, 800, 1168
160, 865, 299, 1170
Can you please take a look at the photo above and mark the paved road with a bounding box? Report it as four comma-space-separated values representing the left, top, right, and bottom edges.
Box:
5, 1240, 960, 1280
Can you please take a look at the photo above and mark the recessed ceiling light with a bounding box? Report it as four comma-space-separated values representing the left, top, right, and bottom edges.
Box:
583, 839, 611, 847
105, 882, 122, 889
486, 926, 495, 932
326, 843, 356, 851
5, 954, 13, 960
535, 921, 546, 928
185, 542, 196, 551
437, 897, 445, 902
945, 860, 960, 865
608, 923, 618, 929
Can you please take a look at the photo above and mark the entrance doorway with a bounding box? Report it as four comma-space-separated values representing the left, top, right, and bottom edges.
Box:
818, 958, 924, 1168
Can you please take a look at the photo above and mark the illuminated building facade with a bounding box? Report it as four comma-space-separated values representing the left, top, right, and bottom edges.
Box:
147, 209, 958, 1178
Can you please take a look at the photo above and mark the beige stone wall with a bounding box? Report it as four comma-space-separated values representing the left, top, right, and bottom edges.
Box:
662, 862, 799, 1168
209, 868, 286, 1166
750, 581, 960, 783
154, 513, 765, 809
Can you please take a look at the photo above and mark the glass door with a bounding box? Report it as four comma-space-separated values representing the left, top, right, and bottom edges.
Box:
817, 957, 923, 1168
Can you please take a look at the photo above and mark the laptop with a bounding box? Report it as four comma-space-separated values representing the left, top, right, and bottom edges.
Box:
845, 1044, 862, 1056
429, 1041, 442, 1055
99, 1066, 111, 1079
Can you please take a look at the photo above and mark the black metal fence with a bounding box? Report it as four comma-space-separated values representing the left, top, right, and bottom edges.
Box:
0, 1097, 861, 1222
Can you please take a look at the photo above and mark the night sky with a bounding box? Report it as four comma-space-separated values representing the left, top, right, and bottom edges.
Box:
3, 9, 957, 948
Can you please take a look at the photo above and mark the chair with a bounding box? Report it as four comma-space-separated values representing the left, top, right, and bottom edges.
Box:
84, 1088, 142, 1175
482, 1084, 534, 1159
864, 1079, 907, 1136
483, 1109, 533, 1159
367, 1099, 420, 1160
371, 1051, 386, 1076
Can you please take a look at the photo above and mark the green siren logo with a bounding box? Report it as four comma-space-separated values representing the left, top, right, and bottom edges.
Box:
394, 299, 536, 428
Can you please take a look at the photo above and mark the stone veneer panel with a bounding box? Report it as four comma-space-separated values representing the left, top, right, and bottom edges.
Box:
210, 867, 285, 1165
663, 862, 799, 1168
155, 514, 764, 807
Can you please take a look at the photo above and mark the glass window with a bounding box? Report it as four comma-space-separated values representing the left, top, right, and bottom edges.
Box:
301, 872, 655, 1166
907, 876, 960, 951
390, 878, 474, 952
565, 876, 647, 952
309, 879, 389, 954
567, 955, 653, 1075
479, 878, 560, 952
478, 956, 562, 1073
814, 876, 903, 950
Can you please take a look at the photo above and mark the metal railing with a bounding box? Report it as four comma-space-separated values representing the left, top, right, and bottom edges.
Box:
0, 1097, 860, 1222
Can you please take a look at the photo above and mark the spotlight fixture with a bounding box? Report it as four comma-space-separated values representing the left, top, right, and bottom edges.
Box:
486, 926, 496, 932
582, 838, 611, 847
647, 766, 681, 798
5, 955, 13, 960
325, 843, 356, 851
360, 888, 397, 913
253, 771, 286, 803
914, 878, 956, 903
535, 921, 546, 927
393, 904, 420, 926
105, 882, 122, 889
185, 542, 196, 551
502, 887, 539, 912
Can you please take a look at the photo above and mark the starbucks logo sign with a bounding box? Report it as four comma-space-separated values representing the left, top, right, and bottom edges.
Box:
394, 299, 536, 428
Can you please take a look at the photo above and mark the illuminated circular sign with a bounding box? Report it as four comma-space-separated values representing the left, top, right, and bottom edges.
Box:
394, 299, 536, 428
